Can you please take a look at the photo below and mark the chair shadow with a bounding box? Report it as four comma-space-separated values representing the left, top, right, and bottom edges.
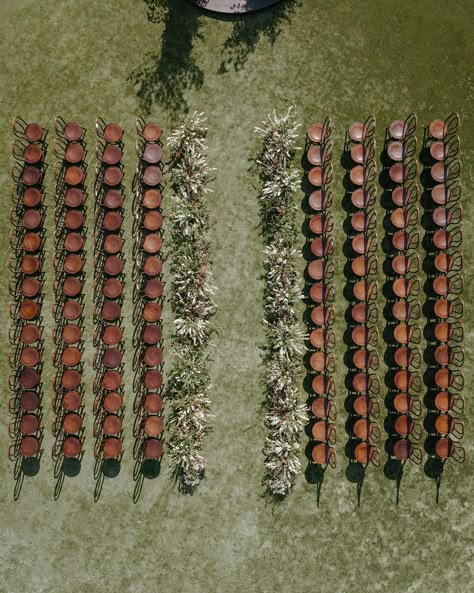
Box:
133, 459, 162, 503
13, 455, 42, 501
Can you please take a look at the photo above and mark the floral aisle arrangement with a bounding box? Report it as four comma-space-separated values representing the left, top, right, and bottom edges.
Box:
166, 112, 216, 490
255, 106, 306, 496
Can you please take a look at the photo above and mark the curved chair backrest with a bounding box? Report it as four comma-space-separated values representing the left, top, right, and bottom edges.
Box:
404, 112, 417, 138
445, 112, 460, 136
364, 114, 376, 141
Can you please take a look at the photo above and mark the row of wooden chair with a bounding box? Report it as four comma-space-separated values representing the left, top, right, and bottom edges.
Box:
51, 119, 88, 466
132, 118, 165, 465
382, 115, 423, 465
305, 118, 336, 469
344, 117, 382, 467
8, 118, 48, 465
422, 115, 465, 464
93, 120, 126, 465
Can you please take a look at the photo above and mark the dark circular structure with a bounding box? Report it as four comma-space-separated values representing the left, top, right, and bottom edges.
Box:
187, 0, 282, 13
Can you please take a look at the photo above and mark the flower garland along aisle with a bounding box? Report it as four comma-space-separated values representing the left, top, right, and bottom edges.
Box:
166, 112, 217, 491
255, 106, 307, 497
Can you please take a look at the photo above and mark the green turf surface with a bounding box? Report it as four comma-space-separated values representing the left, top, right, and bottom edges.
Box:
1, 1, 473, 591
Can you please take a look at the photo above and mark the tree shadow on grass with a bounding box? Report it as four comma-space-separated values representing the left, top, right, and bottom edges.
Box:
128, 0, 205, 115
218, 0, 302, 73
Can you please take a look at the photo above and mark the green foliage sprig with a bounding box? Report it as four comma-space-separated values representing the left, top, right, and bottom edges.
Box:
167, 112, 216, 490
255, 106, 306, 497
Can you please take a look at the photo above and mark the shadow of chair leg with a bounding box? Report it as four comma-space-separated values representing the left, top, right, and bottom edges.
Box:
94, 472, 105, 502
54, 471, 65, 500
13, 471, 25, 501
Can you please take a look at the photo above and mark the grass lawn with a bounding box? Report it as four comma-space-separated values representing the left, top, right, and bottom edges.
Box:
0, 1, 473, 592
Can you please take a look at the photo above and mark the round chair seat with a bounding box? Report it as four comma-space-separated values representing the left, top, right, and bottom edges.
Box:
307, 123, 324, 143
144, 369, 163, 390
103, 348, 123, 369
432, 184, 450, 205
63, 122, 84, 142
393, 392, 413, 414
389, 163, 408, 184
392, 187, 411, 207
353, 418, 374, 440
25, 123, 43, 142
393, 439, 412, 460
435, 368, 456, 389
394, 347, 413, 368
309, 328, 332, 349
434, 299, 452, 319
142, 122, 162, 142
310, 283, 332, 303
310, 237, 331, 257
102, 145, 122, 165
353, 280, 375, 301
308, 260, 327, 281
63, 254, 84, 274
103, 234, 124, 255
351, 144, 369, 164
393, 278, 412, 298
20, 413, 39, 434
144, 279, 164, 299
104, 256, 124, 276
20, 277, 40, 297
23, 188, 42, 207
103, 414, 122, 436
22, 166, 42, 186
352, 326, 371, 346
102, 301, 121, 321
433, 207, 451, 228
389, 119, 406, 141
392, 230, 412, 251
308, 190, 329, 211
62, 324, 82, 344
434, 392, 455, 413
312, 374, 333, 396
63, 436, 82, 458
62, 390, 82, 411
352, 372, 371, 394
143, 302, 162, 322
103, 211, 122, 231
20, 324, 40, 344
103, 437, 123, 459
143, 211, 163, 231
391, 208, 411, 229
61, 347, 82, 367
351, 256, 371, 277
144, 416, 164, 437
351, 189, 370, 209
143, 234, 163, 254
143, 347, 163, 366
351, 303, 369, 323
309, 352, 329, 372
20, 436, 39, 457
22, 232, 42, 252
62, 276, 82, 297
348, 122, 365, 142
63, 301, 83, 321
19, 368, 40, 389
64, 232, 84, 253
354, 442, 376, 464
65, 143, 85, 164
435, 438, 455, 459
19, 300, 40, 320
20, 347, 40, 367
434, 344, 454, 366
431, 162, 449, 183
394, 370, 414, 391
103, 123, 124, 143
353, 349, 373, 370
392, 255, 411, 275
311, 443, 332, 464
349, 165, 367, 186
143, 256, 162, 276
144, 394, 164, 414
434, 253, 454, 274
311, 397, 331, 419
394, 415, 414, 436
434, 323, 453, 342
308, 166, 323, 187
143, 189, 162, 209
430, 141, 448, 161
429, 119, 447, 140
143, 324, 162, 345
62, 370, 82, 390
64, 188, 85, 207
22, 209, 42, 229
353, 395, 372, 417
103, 189, 123, 209
144, 438, 163, 460
352, 234, 371, 254
387, 141, 405, 162
143, 166, 162, 186
20, 391, 39, 411
103, 392, 123, 413
143, 142, 163, 164
310, 305, 333, 326
433, 229, 452, 250
103, 278, 123, 299
102, 371, 122, 391
312, 420, 333, 442
103, 167, 123, 187
63, 413, 83, 434
309, 214, 329, 235
64, 166, 84, 186
392, 301, 411, 322
102, 325, 123, 346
